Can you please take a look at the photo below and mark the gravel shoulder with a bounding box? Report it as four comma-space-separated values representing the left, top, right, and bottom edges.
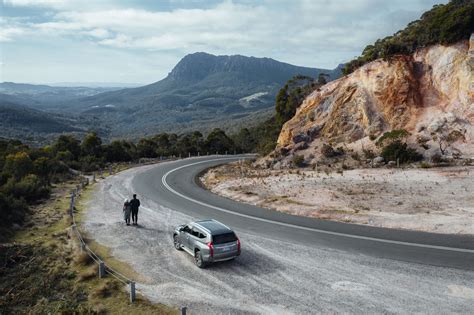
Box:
202, 164, 474, 235
82, 161, 474, 314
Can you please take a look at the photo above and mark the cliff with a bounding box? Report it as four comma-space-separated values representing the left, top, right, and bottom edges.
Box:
274, 35, 474, 166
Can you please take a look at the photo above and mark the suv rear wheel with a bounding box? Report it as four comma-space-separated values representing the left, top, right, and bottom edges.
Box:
173, 235, 182, 251
194, 250, 205, 268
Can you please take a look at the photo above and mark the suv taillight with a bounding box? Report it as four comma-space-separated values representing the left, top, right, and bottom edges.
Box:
207, 242, 214, 257
237, 238, 241, 252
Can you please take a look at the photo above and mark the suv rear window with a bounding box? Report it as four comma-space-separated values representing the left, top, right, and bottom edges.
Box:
212, 232, 237, 244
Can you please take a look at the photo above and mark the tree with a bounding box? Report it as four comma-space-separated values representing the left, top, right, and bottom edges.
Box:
432, 129, 465, 155
232, 128, 255, 153
53, 135, 81, 160
3, 151, 33, 180
137, 138, 158, 158
318, 73, 328, 85
205, 128, 234, 154
81, 132, 103, 158
105, 140, 135, 162
275, 75, 316, 125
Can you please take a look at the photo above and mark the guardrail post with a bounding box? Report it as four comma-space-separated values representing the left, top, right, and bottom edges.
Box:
130, 281, 136, 303
198, 152, 200, 157
92, 172, 96, 182
109, 165, 113, 175
70, 193, 75, 214
181, 306, 187, 315
216, 151, 218, 155
225, 151, 228, 155
188, 152, 191, 158
98, 261, 105, 278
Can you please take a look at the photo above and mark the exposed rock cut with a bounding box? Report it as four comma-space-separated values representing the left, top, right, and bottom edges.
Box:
274, 35, 474, 166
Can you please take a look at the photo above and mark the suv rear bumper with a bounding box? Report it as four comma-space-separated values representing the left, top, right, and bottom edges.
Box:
204, 250, 240, 263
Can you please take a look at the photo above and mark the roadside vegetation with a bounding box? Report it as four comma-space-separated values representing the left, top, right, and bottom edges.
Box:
0, 178, 175, 314
342, 0, 473, 75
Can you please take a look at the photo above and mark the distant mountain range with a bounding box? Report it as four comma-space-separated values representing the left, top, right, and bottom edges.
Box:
0, 52, 343, 141
0, 83, 122, 111
0, 100, 106, 144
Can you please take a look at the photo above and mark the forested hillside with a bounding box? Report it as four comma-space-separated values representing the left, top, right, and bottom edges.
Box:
343, 0, 473, 74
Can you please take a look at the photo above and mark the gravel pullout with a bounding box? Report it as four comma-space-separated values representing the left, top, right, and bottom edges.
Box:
83, 162, 474, 314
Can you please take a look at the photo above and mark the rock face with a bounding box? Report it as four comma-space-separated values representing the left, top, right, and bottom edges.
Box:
276, 35, 474, 163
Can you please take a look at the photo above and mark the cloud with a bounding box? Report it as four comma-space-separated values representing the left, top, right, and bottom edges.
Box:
1, 0, 447, 83
0, 27, 26, 42
4, 0, 73, 9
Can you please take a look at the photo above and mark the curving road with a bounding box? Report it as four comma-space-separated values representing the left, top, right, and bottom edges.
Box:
84, 156, 474, 314
144, 155, 474, 269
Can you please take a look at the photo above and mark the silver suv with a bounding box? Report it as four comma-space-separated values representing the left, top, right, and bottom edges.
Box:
173, 219, 241, 268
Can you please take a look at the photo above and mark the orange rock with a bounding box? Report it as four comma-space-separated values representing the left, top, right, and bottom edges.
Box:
277, 36, 474, 159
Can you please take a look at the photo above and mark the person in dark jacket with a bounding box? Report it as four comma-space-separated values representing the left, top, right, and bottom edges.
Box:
130, 194, 140, 225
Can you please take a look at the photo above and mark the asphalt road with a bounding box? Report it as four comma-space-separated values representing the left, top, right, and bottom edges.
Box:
84, 156, 474, 313
134, 155, 474, 270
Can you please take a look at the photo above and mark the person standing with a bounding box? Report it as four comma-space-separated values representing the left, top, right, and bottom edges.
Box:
130, 194, 141, 225
123, 199, 131, 225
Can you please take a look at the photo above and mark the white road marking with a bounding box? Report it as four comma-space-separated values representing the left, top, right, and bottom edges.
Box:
162, 158, 474, 254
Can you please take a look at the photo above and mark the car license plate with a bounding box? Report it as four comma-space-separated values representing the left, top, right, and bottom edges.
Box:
222, 246, 230, 252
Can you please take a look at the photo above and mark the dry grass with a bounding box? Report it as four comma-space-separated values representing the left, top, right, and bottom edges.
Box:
78, 265, 97, 282
74, 251, 93, 266
91, 280, 120, 298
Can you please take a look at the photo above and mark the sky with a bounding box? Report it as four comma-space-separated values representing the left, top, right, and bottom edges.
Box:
0, 0, 448, 85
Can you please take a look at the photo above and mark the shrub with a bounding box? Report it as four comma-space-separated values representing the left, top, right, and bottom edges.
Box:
0, 192, 28, 227
376, 129, 410, 147
351, 152, 361, 161
292, 155, 305, 167
420, 162, 432, 168
2, 174, 49, 203
363, 149, 376, 160
431, 153, 443, 164
321, 143, 343, 158
381, 141, 422, 164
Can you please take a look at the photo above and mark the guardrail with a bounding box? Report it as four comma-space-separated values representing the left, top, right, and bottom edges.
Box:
69, 177, 139, 302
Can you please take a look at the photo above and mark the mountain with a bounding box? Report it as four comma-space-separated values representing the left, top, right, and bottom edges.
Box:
0, 82, 123, 111
0, 100, 105, 145
271, 36, 473, 167
73, 52, 342, 137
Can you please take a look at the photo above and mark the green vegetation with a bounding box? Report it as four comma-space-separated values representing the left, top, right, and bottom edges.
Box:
232, 75, 324, 156
343, 0, 473, 75
275, 75, 319, 125
292, 155, 305, 167
375, 129, 422, 164
380, 141, 423, 164
375, 129, 410, 147
0, 128, 246, 233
